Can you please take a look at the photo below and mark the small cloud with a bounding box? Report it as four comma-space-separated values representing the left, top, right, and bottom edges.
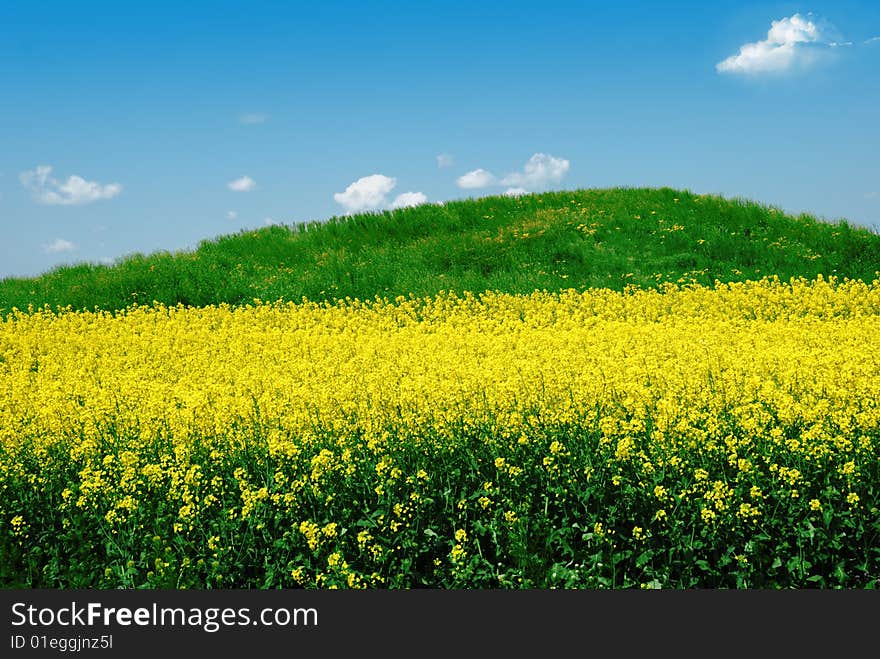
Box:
334, 174, 397, 213
456, 168, 496, 189
334, 175, 427, 213
504, 187, 529, 197
716, 13, 838, 75
98, 256, 115, 265
226, 210, 238, 220
390, 191, 428, 209
240, 113, 268, 125
436, 153, 454, 168
865, 36, 880, 44
865, 191, 878, 199
228, 176, 256, 192
21, 165, 122, 205
500, 153, 570, 190
43, 238, 76, 254
264, 217, 277, 225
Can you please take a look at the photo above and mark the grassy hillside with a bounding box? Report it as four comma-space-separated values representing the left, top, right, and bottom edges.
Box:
2, 186, 879, 313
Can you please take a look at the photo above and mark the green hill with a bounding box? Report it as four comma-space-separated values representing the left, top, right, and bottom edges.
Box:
2, 186, 878, 313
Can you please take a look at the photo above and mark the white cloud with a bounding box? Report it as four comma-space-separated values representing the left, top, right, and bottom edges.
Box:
98, 256, 115, 265
334, 174, 397, 213
504, 187, 529, 197
228, 176, 256, 192
436, 153, 454, 168
43, 238, 76, 254
333, 174, 427, 213
390, 191, 428, 209
21, 165, 122, 206
456, 168, 496, 189
866, 36, 880, 44
240, 113, 268, 125
500, 153, 570, 190
226, 210, 238, 220
716, 13, 835, 75
865, 191, 878, 199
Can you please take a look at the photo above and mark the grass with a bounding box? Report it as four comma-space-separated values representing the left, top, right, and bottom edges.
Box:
2, 186, 879, 313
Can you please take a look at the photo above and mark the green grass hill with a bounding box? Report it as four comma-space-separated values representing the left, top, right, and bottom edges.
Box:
2, 186, 879, 313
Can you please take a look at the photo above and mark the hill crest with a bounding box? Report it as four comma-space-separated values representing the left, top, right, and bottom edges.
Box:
2, 187, 878, 313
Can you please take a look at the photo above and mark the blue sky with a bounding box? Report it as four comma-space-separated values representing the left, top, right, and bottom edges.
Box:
1, 0, 878, 279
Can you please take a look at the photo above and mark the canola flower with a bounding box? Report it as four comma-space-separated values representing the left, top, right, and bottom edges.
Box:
0, 275, 878, 588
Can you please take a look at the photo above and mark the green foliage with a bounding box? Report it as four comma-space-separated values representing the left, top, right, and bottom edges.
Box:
3, 187, 879, 313
2, 414, 877, 589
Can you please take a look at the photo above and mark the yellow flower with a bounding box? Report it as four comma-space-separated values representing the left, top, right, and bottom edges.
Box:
299, 521, 321, 551
809, 499, 822, 512
450, 545, 467, 562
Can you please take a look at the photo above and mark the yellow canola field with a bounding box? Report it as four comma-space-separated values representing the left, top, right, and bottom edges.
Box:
3, 275, 879, 449
1, 275, 879, 588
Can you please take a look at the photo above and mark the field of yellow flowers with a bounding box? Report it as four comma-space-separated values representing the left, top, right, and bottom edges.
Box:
2, 275, 879, 588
